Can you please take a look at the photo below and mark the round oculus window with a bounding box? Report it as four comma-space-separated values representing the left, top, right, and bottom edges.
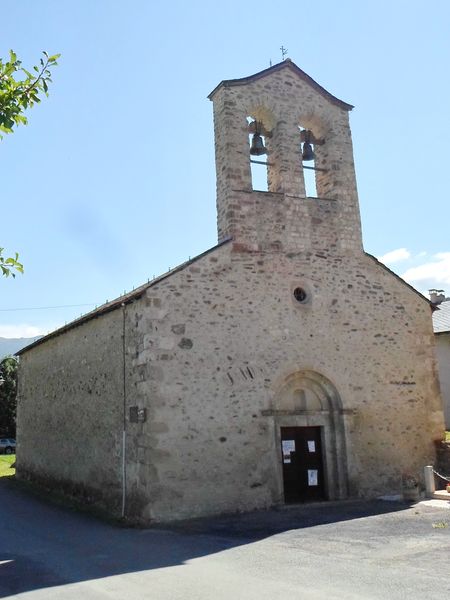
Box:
293, 287, 307, 302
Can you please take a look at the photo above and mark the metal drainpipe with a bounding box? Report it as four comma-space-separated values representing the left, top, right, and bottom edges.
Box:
121, 302, 127, 518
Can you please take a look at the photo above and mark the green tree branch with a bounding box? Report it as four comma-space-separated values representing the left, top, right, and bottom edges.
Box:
0, 249, 24, 278
1, 49, 60, 277
0, 50, 60, 138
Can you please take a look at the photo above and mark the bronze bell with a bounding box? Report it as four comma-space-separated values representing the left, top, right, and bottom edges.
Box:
302, 140, 315, 161
301, 129, 315, 161
250, 133, 267, 156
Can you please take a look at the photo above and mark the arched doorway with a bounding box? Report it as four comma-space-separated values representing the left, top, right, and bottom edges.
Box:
267, 370, 349, 502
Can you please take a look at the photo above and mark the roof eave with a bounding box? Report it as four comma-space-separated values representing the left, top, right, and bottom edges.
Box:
365, 253, 433, 307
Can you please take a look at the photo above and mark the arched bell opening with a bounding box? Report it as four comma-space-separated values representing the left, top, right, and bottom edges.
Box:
246, 106, 275, 193
247, 117, 269, 192
270, 370, 349, 503
298, 125, 328, 198
297, 114, 342, 200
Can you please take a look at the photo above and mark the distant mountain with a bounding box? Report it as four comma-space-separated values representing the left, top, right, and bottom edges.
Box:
0, 336, 42, 359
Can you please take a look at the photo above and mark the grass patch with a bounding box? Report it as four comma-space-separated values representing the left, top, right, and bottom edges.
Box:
0, 454, 15, 478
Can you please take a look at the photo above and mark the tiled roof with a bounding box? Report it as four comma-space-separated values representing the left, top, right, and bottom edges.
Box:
433, 300, 450, 333
17, 238, 232, 356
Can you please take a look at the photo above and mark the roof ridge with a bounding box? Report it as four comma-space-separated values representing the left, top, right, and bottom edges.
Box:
208, 59, 353, 111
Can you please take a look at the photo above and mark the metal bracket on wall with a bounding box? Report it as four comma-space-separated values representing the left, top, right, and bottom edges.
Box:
129, 406, 147, 423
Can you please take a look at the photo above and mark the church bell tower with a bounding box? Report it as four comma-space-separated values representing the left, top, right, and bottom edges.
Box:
208, 60, 363, 255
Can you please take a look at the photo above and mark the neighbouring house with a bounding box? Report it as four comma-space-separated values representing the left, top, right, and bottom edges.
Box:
16, 60, 445, 523
430, 290, 450, 429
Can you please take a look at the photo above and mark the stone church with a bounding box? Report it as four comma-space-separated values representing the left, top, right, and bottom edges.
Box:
16, 60, 445, 523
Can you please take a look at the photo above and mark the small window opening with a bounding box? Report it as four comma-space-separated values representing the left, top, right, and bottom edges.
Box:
300, 127, 317, 198
248, 117, 268, 191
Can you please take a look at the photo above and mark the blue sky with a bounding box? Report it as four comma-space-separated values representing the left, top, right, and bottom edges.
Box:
1, 0, 450, 337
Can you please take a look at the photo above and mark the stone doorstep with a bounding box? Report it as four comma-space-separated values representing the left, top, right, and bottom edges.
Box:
276, 498, 359, 511
432, 490, 450, 501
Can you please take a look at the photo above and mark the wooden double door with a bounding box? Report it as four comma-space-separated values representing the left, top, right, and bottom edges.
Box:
280, 426, 326, 503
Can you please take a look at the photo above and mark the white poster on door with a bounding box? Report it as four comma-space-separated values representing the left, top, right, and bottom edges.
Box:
282, 440, 295, 463
307, 440, 316, 453
308, 469, 318, 486
282, 440, 295, 453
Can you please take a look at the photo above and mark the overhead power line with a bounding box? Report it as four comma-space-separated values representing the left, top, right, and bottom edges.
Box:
0, 303, 97, 312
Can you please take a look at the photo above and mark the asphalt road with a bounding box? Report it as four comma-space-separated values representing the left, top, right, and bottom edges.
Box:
1, 478, 450, 599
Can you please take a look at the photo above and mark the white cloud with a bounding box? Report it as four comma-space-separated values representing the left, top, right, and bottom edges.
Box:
401, 252, 450, 290
0, 324, 59, 339
377, 248, 411, 264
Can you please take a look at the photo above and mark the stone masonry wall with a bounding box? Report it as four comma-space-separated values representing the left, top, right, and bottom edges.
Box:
16, 240, 444, 523
222, 191, 347, 255
123, 242, 443, 522
211, 63, 362, 254
16, 310, 125, 515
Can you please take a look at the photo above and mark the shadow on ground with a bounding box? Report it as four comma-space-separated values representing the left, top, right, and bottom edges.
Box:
0, 477, 411, 598
162, 496, 411, 540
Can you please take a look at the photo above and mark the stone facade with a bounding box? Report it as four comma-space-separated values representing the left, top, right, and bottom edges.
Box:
16, 60, 445, 523
434, 332, 450, 428
431, 297, 450, 429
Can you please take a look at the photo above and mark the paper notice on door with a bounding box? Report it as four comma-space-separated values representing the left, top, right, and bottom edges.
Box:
308, 469, 318, 486
282, 440, 295, 453
282, 440, 295, 463
307, 440, 316, 453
